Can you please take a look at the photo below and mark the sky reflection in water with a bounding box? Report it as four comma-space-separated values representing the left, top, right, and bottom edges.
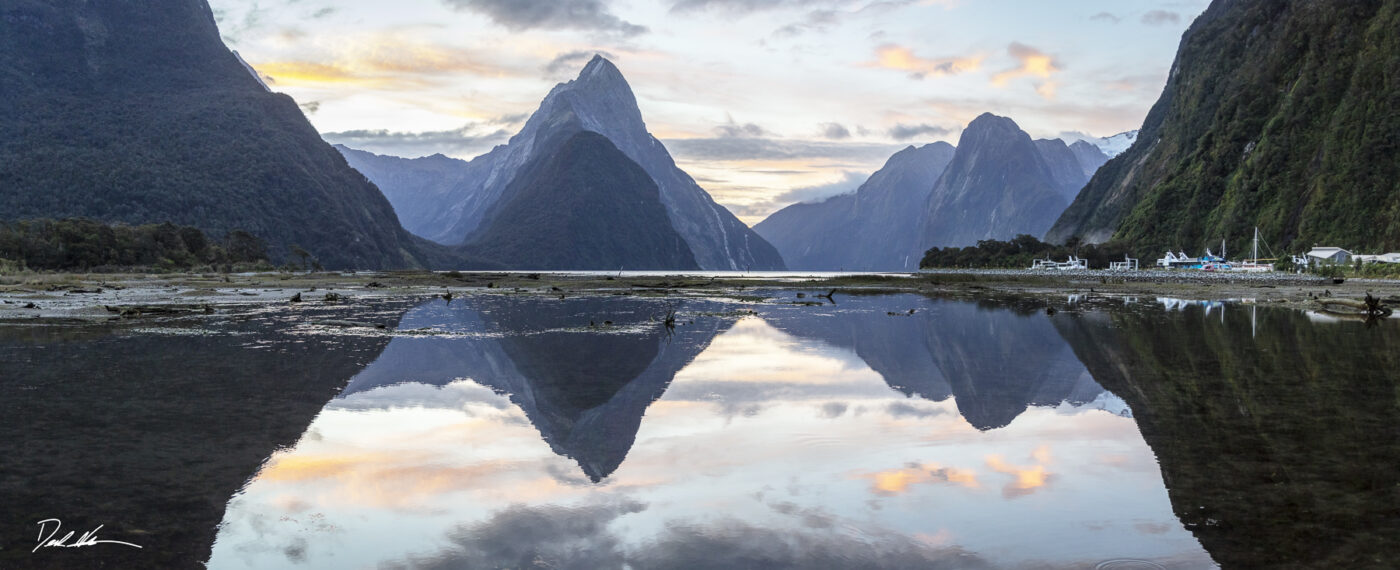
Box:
208, 295, 1213, 569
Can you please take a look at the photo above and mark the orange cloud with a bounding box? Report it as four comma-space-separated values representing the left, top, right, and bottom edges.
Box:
991, 42, 1061, 99
855, 463, 979, 496
247, 38, 519, 88
985, 452, 1053, 499
868, 44, 983, 79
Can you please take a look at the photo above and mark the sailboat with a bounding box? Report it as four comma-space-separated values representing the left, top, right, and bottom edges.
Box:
1232, 227, 1273, 272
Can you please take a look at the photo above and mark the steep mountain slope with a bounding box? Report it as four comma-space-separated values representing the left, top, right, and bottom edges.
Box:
917, 113, 1073, 248
1048, 1, 1400, 252
341, 56, 785, 270
332, 146, 478, 241
1068, 140, 1110, 179
0, 0, 443, 269
463, 131, 699, 270
1034, 138, 1095, 202
750, 193, 859, 270
753, 143, 955, 270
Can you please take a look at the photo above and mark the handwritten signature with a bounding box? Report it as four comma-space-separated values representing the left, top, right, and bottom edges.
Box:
33, 519, 143, 553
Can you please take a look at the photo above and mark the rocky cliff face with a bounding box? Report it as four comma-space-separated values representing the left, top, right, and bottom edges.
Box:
0, 0, 445, 269
1047, 0, 1400, 252
917, 113, 1073, 248
463, 131, 700, 270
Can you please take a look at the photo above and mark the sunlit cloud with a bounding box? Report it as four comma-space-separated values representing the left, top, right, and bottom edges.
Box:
985, 452, 1053, 498
990, 42, 1059, 85
248, 37, 518, 88
868, 44, 983, 80
854, 462, 980, 496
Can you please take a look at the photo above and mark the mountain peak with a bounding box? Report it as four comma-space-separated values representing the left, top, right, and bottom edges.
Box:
578, 54, 624, 84
965, 112, 1020, 134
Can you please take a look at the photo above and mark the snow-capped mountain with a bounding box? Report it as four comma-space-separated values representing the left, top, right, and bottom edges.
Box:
1065, 130, 1139, 158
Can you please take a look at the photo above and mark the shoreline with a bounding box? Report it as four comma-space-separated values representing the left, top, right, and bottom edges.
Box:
3, 268, 1397, 324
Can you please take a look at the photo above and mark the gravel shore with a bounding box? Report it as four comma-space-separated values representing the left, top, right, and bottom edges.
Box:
2, 268, 1396, 323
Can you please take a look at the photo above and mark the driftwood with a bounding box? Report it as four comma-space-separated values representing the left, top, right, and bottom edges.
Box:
104, 304, 214, 318
1313, 295, 1393, 317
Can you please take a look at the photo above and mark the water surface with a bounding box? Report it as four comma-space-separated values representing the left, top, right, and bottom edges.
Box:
3, 292, 1396, 569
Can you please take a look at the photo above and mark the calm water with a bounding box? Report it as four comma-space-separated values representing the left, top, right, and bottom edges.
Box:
2, 292, 1397, 569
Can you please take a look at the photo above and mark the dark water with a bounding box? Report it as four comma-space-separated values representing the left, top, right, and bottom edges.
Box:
1, 293, 1396, 569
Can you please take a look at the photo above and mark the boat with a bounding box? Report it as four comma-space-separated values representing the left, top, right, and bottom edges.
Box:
1030, 256, 1088, 271
1230, 227, 1274, 272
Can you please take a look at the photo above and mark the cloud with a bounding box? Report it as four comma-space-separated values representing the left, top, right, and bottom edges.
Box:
868, 44, 982, 79
1090, 12, 1120, 23
1141, 10, 1180, 26
670, 0, 812, 13
663, 137, 904, 162
985, 453, 1054, 499
392, 499, 645, 570
248, 39, 517, 88
772, 8, 840, 38
395, 502, 993, 570
819, 123, 851, 140
777, 170, 868, 203
323, 123, 512, 158
298, 100, 321, 114
990, 42, 1061, 99
544, 50, 617, 76
442, 0, 648, 37
714, 116, 773, 138
887, 123, 952, 141
853, 462, 980, 496
818, 402, 848, 418
722, 169, 868, 219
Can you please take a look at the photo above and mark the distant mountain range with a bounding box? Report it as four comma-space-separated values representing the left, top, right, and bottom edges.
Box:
0, 0, 455, 269
1064, 130, 1138, 159
755, 113, 1107, 270
339, 56, 784, 271
1048, 0, 1400, 253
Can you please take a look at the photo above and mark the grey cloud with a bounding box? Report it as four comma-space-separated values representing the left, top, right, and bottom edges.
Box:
629, 518, 993, 569
442, 0, 648, 36
392, 499, 646, 570
310, 6, 335, 18
820, 122, 851, 140
772, 8, 840, 37
298, 100, 320, 114
1141, 10, 1180, 26
492, 112, 530, 125
886, 401, 947, 419
714, 117, 772, 138
1090, 11, 1120, 23
775, 170, 866, 204
818, 402, 848, 418
888, 123, 952, 141
323, 123, 511, 159
395, 502, 992, 570
671, 0, 813, 13
544, 50, 617, 76
663, 137, 904, 162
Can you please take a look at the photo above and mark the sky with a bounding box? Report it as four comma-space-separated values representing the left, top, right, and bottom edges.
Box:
210, 0, 1209, 224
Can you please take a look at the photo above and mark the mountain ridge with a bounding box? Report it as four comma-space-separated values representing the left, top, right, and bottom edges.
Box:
1047, 0, 1400, 252
0, 0, 450, 269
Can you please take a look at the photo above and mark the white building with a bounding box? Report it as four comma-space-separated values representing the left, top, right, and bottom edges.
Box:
1354, 252, 1400, 264
1306, 247, 1351, 264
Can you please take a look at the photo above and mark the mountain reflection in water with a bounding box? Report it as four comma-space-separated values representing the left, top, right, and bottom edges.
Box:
209, 294, 1203, 569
